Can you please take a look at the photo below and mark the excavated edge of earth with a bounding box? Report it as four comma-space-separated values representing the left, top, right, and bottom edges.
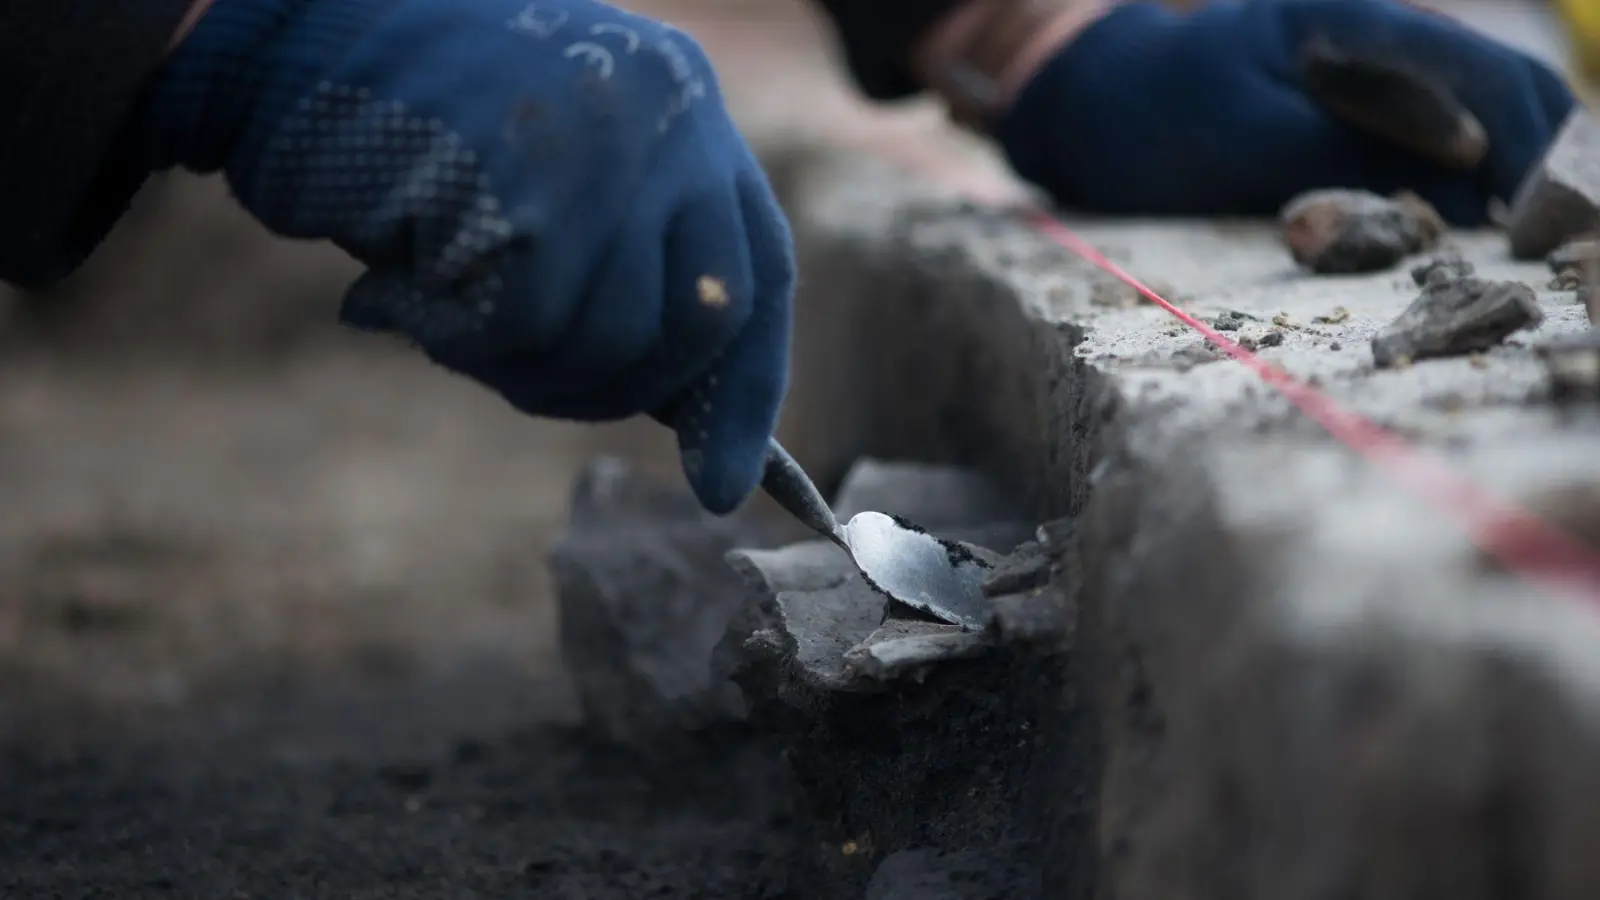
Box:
766, 146, 1600, 900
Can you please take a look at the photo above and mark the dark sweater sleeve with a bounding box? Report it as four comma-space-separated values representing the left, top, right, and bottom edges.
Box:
0, 0, 197, 288
810, 0, 966, 101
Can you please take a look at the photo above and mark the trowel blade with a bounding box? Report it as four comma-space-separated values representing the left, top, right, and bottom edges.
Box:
840, 511, 994, 631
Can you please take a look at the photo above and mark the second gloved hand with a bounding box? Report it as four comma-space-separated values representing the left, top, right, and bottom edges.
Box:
131, 0, 795, 514
995, 0, 1576, 225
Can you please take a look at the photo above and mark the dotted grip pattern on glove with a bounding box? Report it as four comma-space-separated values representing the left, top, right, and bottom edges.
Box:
132, 0, 796, 515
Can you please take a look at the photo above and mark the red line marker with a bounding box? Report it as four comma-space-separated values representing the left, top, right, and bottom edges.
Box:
1023, 209, 1600, 607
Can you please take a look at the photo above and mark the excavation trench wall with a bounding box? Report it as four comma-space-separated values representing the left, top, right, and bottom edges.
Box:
763, 148, 1600, 899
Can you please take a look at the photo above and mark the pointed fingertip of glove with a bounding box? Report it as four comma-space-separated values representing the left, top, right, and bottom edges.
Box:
679, 438, 766, 516
670, 372, 780, 516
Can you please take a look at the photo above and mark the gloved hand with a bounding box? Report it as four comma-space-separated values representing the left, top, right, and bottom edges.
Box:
130, 0, 795, 514
995, 0, 1577, 225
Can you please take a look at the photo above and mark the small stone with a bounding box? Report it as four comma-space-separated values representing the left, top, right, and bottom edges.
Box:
1410, 253, 1475, 287
1312, 306, 1351, 324
1282, 188, 1446, 274
1331, 341, 1344, 351
841, 620, 992, 683
1371, 277, 1544, 368
1259, 329, 1286, 347
981, 541, 1050, 596
1211, 310, 1258, 331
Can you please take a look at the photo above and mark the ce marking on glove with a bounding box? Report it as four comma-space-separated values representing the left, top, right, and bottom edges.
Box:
589, 23, 641, 54
563, 23, 643, 80
505, 3, 567, 38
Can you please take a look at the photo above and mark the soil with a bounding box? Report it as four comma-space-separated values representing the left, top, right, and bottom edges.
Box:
2, 672, 793, 900
0, 174, 791, 899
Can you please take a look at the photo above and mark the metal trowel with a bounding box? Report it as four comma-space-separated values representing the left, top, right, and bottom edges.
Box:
652, 387, 992, 630
756, 438, 995, 631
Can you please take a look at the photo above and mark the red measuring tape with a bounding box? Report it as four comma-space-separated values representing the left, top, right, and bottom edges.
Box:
1022, 209, 1600, 608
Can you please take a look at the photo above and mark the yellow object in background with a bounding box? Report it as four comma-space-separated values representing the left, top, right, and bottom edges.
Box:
1557, 0, 1600, 100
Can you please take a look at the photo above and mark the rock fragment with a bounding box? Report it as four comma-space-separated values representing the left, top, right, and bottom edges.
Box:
991, 590, 1073, 647
981, 540, 1050, 597
1211, 310, 1258, 331
987, 521, 1076, 647
719, 540, 890, 694
1410, 253, 1474, 287
1281, 189, 1445, 274
1239, 329, 1285, 351
1507, 110, 1600, 259
722, 539, 1012, 693
549, 457, 775, 746
1371, 275, 1544, 368
842, 620, 992, 683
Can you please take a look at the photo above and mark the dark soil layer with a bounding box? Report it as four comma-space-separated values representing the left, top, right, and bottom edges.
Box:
1, 703, 793, 900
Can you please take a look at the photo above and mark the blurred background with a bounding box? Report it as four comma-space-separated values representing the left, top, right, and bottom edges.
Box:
0, 0, 1588, 744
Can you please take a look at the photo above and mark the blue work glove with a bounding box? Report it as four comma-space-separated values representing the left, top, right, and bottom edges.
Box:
996, 0, 1577, 225
129, 0, 795, 514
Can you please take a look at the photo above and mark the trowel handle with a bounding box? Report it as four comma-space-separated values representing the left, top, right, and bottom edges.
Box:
759, 438, 846, 545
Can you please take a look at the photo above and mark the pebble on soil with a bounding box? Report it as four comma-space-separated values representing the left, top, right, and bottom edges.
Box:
1281, 189, 1446, 275
1372, 257, 1544, 369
